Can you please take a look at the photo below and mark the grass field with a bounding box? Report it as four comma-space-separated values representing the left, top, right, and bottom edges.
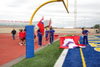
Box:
12, 40, 63, 67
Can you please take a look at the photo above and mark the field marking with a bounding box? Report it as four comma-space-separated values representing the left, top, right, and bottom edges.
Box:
54, 49, 68, 67
94, 48, 100, 52
80, 48, 86, 67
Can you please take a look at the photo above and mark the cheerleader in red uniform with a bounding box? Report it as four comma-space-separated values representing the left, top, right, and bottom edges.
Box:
19, 29, 24, 46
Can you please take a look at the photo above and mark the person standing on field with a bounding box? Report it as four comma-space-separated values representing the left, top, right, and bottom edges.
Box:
11, 29, 16, 40
82, 28, 89, 45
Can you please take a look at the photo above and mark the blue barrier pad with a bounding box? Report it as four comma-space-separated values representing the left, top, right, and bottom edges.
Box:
26, 25, 34, 58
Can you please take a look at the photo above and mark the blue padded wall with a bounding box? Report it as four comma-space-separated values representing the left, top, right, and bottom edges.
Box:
25, 25, 34, 58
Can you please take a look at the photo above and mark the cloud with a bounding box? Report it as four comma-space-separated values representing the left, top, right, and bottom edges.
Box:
0, 0, 100, 28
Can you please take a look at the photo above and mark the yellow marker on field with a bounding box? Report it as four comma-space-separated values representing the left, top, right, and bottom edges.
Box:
89, 43, 100, 52
80, 48, 86, 67
78, 41, 86, 67
89, 43, 100, 47
94, 48, 100, 52
89, 43, 97, 47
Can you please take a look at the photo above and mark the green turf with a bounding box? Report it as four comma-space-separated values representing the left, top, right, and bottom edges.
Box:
65, 35, 72, 36
12, 40, 63, 67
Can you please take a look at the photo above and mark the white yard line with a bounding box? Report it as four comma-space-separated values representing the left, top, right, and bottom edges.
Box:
54, 49, 69, 67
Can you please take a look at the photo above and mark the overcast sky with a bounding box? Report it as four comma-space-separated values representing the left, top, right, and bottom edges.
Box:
0, 0, 100, 28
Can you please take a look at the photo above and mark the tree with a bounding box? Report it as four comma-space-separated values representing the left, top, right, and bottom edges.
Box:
94, 24, 100, 29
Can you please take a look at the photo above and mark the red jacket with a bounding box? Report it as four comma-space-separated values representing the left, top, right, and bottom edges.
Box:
19, 32, 23, 39
23, 31, 26, 38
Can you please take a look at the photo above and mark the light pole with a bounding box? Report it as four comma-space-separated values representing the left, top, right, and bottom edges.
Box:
99, 24, 100, 33
74, 0, 77, 28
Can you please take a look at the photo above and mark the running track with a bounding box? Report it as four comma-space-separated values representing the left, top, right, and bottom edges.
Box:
0, 33, 59, 65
